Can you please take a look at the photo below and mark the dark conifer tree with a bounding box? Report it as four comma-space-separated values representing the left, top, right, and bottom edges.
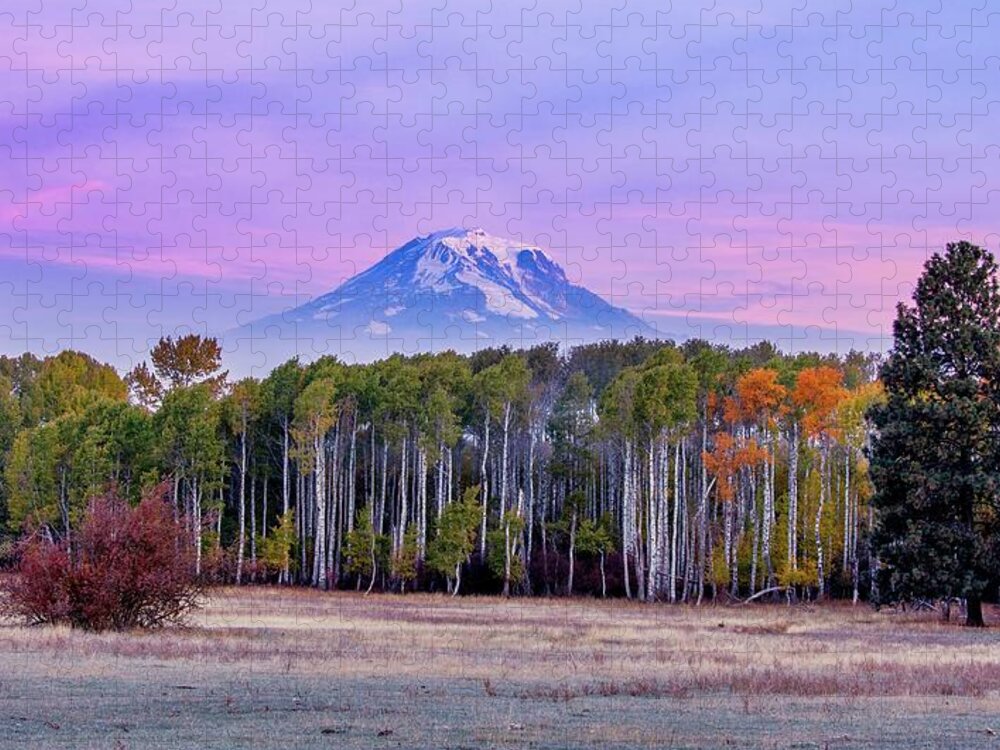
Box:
868, 241, 1000, 626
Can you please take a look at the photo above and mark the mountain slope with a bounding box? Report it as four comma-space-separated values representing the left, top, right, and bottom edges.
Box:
229, 228, 657, 365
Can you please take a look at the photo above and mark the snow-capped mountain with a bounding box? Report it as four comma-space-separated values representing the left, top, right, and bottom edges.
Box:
229, 228, 657, 366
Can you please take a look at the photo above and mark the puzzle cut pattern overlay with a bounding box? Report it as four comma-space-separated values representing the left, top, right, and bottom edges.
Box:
0, 1, 997, 370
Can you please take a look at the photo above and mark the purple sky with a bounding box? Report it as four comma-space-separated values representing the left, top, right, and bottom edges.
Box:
1, 0, 998, 370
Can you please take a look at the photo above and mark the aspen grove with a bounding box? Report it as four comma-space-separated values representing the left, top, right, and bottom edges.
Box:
0, 334, 886, 604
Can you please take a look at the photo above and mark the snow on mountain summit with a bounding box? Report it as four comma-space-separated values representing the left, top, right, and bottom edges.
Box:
231, 228, 657, 365
369, 227, 563, 318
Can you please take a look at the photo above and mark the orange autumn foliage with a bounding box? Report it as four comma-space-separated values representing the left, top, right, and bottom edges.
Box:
792, 366, 848, 439
734, 368, 787, 427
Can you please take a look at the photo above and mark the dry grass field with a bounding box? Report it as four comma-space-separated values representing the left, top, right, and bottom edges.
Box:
3, 588, 1000, 749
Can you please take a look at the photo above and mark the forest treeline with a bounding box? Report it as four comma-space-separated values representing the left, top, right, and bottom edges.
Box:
0, 333, 883, 603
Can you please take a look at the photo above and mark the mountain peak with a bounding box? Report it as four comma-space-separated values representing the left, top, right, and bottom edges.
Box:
413, 226, 552, 266
233, 228, 657, 365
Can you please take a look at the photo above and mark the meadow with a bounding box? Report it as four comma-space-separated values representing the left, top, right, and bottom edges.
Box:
2, 588, 1000, 749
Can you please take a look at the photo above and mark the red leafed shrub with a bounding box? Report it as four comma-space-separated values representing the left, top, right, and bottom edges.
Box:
2, 485, 202, 631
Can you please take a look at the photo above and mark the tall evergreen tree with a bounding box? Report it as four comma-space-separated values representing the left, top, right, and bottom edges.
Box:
868, 241, 1000, 626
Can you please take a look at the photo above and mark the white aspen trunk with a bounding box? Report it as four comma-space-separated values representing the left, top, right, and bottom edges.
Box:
281, 420, 290, 583
194, 476, 202, 577
788, 422, 799, 571
540, 509, 550, 594
526, 427, 536, 575
500, 401, 511, 512
342, 438, 350, 580
768, 448, 775, 585
649, 445, 664, 599
173, 473, 181, 522
329, 423, 341, 584
217, 479, 223, 543
366, 442, 375, 533
749, 464, 759, 596
436, 438, 446, 519
517, 485, 526, 589
236, 427, 247, 585
445, 448, 461, 505
312, 429, 327, 588
600, 551, 607, 598
366, 437, 378, 594
503, 512, 512, 597
297, 473, 306, 582
326, 436, 335, 584
815, 442, 827, 598
324, 431, 333, 581
378, 438, 388, 536
262, 475, 269, 543
698, 416, 708, 604
852, 463, 861, 604
770, 435, 777, 585
657, 439, 669, 597
250, 473, 257, 569
633, 441, 646, 602
724, 494, 734, 596
368, 426, 376, 508
842, 447, 851, 575
682, 440, 693, 602
348, 420, 357, 533
567, 507, 577, 596
501, 441, 521, 597
731, 477, 741, 598
479, 410, 490, 558
304, 469, 312, 539
646, 437, 656, 600
295, 474, 302, 579
396, 433, 408, 553
761, 429, 773, 589
418, 444, 427, 558
669, 440, 680, 603
622, 439, 632, 600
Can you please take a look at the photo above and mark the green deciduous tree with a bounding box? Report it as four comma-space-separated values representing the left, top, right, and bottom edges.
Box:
154, 383, 224, 575
224, 378, 262, 584
5, 399, 155, 537
260, 358, 303, 583
24, 350, 126, 424
343, 509, 376, 589
635, 359, 697, 601
259, 510, 296, 581
576, 513, 616, 598
392, 524, 419, 593
294, 375, 340, 588
148, 335, 226, 391
426, 486, 481, 595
